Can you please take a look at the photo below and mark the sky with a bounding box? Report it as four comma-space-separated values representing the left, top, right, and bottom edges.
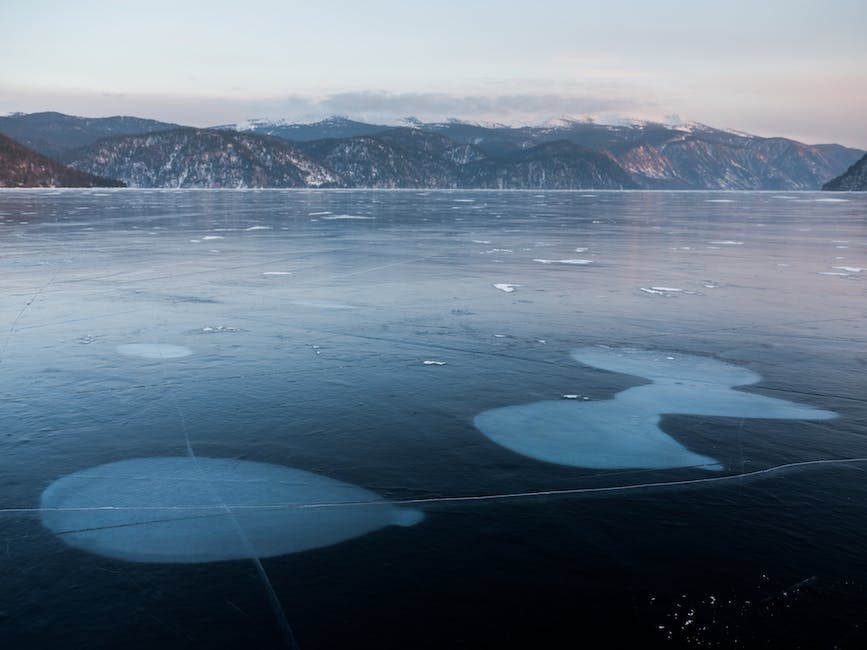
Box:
1, 0, 865, 147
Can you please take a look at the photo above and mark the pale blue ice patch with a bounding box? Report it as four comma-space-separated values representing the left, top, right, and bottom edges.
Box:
474, 347, 836, 471
40, 457, 423, 563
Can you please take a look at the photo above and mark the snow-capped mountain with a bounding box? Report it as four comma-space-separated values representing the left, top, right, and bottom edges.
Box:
211, 116, 391, 142
221, 115, 861, 189
2, 112, 863, 190
60, 129, 339, 188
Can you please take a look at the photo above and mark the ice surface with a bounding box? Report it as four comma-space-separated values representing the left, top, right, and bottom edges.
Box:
474, 347, 836, 470
40, 457, 423, 563
116, 344, 192, 359
533, 259, 593, 265
290, 300, 356, 309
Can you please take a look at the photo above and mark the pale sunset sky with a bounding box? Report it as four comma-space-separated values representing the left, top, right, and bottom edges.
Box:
1, 0, 865, 146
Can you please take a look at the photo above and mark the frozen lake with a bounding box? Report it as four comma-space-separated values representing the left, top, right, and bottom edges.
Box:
1, 189, 866, 648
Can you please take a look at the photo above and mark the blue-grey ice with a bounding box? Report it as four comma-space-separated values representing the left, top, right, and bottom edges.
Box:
40, 457, 423, 563
116, 343, 192, 359
474, 347, 837, 471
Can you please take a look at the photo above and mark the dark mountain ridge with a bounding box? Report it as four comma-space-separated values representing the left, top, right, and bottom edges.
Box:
0, 132, 124, 188
823, 153, 867, 191
0, 111, 180, 160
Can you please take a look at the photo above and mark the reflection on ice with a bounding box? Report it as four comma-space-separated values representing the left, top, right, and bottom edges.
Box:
40, 457, 424, 563
474, 347, 837, 471
116, 344, 192, 359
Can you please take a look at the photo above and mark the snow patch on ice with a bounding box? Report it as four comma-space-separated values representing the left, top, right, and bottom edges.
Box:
117, 344, 192, 359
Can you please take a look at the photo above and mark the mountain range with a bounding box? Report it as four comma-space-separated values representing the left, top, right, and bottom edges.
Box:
0, 111, 863, 190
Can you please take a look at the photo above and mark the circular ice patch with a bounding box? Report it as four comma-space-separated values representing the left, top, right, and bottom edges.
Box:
40, 457, 423, 563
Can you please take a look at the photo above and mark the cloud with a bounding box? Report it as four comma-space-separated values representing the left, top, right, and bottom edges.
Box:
269, 90, 657, 125
0, 87, 659, 129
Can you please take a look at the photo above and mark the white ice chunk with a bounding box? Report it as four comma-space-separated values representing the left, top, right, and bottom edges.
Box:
262, 271, 293, 276
493, 283, 519, 292
245, 226, 272, 231
40, 457, 423, 563
533, 259, 593, 265
832, 266, 863, 273
423, 360, 447, 365
708, 241, 743, 245
117, 344, 192, 359
320, 215, 373, 220
474, 347, 836, 471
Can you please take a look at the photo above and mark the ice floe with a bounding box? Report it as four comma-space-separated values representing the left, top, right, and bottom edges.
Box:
40, 457, 423, 563
493, 283, 520, 292
473, 347, 836, 471
320, 214, 373, 220
423, 360, 447, 366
